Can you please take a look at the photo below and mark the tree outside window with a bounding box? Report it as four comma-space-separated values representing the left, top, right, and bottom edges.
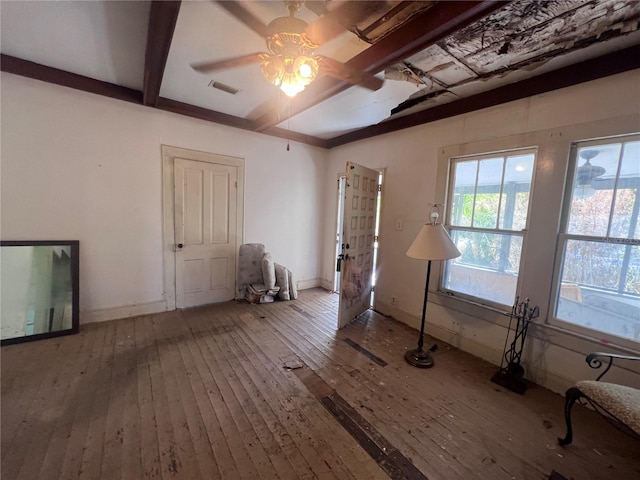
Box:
443, 150, 535, 306
555, 137, 640, 342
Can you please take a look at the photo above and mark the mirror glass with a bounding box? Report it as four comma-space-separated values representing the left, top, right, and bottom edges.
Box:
1, 241, 79, 345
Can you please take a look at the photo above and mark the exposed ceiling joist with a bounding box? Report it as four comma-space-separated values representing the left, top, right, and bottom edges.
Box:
2, 1, 638, 151
327, 44, 640, 148
252, 0, 508, 132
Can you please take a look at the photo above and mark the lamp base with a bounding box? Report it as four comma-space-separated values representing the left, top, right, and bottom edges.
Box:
404, 348, 434, 368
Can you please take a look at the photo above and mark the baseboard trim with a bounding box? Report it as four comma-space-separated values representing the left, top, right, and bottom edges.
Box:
81, 300, 168, 324
298, 278, 323, 291
375, 300, 577, 395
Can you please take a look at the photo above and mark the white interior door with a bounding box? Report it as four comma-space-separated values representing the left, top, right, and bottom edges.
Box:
337, 162, 379, 328
174, 158, 237, 308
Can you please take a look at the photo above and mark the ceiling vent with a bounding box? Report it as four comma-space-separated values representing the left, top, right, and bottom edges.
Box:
208, 80, 238, 95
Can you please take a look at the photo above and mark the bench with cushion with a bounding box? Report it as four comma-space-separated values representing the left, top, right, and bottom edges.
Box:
558, 352, 640, 445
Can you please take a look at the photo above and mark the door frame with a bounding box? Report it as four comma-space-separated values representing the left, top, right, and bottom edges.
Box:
161, 145, 245, 311
333, 174, 346, 293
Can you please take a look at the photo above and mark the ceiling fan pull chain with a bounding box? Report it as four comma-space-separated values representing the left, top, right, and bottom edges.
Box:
287, 96, 291, 151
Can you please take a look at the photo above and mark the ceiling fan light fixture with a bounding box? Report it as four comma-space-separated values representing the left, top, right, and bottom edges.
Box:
260, 10, 320, 97
294, 55, 318, 82
275, 54, 318, 97
260, 55, 285, 86
260, 53, 318, 97
261, 38, 319, 97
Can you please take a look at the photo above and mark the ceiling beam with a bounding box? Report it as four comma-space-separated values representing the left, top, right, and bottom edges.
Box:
143, 1, 181, 107
155, 98, 329, 148
252, 0, 508, 132
0, 53, 330, 148
0, 54, 143, 104
156, 97, 258, 130
326, 44, 640, 148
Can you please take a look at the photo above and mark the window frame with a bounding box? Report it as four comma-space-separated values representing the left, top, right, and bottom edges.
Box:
441, 147, 538, 310
433, 120, 640, 355
549, 134, 640, 343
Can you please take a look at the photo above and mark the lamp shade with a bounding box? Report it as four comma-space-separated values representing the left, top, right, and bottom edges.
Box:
406, 223, 461, 261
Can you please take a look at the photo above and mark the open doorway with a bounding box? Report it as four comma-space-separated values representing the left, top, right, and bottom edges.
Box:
333, 169, 383, 307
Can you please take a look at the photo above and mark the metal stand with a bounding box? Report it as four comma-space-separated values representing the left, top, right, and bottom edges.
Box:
404, 260, 437, 368
491, 297, 539, 394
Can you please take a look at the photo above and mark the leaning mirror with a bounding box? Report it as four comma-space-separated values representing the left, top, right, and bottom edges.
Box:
1, 240, 79, 345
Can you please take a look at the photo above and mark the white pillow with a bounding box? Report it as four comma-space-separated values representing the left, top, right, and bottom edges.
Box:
261, 253, 276, 289
274, 263, 290, 301
288, 269, 298, 300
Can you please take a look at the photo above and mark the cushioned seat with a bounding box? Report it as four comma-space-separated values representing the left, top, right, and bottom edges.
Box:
576, 381, 640, 435
558, 352, 640, 446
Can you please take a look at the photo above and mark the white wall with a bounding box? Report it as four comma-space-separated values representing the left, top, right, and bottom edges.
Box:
325, 70, 640, 393
3, 68, 639, 393
1, 73, 328, 322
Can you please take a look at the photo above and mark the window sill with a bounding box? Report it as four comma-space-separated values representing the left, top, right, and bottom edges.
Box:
431, 289, 640, 357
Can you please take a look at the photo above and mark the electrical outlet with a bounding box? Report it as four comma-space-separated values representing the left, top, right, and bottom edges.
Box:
395, 219, 403, 231
391, 296, 397, 305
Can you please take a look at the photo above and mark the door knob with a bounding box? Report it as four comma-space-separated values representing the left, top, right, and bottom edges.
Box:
177, 243, 184, 249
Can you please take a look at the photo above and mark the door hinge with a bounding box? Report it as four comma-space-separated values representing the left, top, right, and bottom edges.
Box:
374, 235, 379, 242
235, 181, 238, 188
377, 184, 382, 192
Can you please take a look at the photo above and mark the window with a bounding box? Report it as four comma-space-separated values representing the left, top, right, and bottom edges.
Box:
442, 149, 536, 306
553, 135, 640, 342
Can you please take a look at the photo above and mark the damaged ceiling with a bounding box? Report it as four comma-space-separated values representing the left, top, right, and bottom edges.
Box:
1, 0, 639, 149
386, 0, 640, 116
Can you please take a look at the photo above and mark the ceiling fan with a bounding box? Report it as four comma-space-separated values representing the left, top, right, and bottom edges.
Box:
191, 0, 384, 97
575, 149, 605, 199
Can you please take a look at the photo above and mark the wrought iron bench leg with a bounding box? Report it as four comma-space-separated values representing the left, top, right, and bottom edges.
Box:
558, 387, 583, 446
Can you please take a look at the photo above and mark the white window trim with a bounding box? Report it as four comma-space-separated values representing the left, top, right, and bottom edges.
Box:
548, 133, 640, 348
442, 146, 538, 310
433, 116, 640, 355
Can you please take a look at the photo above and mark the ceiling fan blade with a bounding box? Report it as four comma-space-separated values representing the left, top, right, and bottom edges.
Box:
215, 0, 269, 38
317, 56, 383, 91
304, 1, 387, 45
191, 53, 266, 73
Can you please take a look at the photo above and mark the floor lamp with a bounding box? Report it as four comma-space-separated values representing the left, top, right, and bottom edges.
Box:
405, 209, 460, 368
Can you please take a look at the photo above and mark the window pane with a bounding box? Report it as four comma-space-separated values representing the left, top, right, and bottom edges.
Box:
443, 230, 522, 306
611, 189, 639, 239
556, 240, 640, 342
568, 144, 621, 236
499, 154, 534, 230
473, 158, 503, 228
627, 245, 640, 295
610, 141, 640, 239
560, 239, 624, 290
450, 161, 478, 227
473, 193, 500, 229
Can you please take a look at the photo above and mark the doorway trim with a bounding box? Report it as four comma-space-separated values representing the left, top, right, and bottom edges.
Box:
161, 145, 245, 311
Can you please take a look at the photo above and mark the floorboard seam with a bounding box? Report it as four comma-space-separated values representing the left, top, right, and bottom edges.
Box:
294, 366, 428, 480
343, 338, 388, 367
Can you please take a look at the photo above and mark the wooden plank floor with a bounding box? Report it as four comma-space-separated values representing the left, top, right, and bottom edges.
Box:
2, 289, 638, 480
